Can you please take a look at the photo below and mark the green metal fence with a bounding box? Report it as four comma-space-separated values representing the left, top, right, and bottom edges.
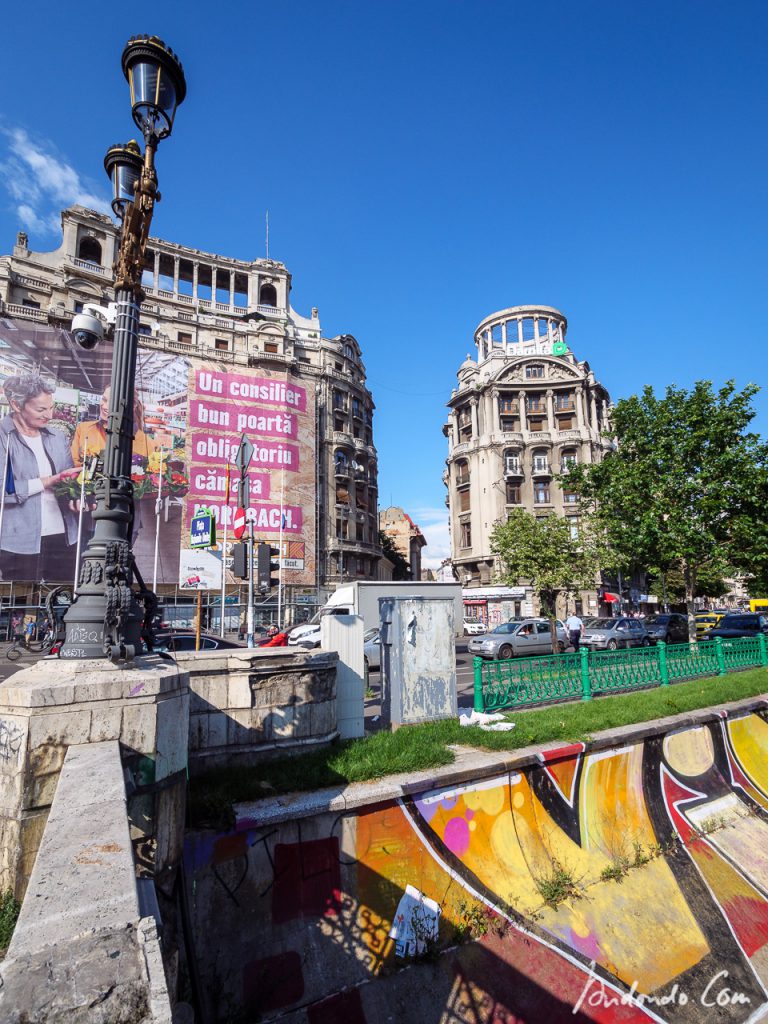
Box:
473, 635, 768, 713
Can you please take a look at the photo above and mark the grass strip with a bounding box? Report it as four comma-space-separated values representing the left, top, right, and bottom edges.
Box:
188, 667, 768, 828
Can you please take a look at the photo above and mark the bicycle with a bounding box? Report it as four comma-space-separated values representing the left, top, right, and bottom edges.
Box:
5, 635, 55, 661
5, 637, 27, 661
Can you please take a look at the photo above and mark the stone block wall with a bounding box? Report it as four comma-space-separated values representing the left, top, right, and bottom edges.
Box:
179, 648, 338, 775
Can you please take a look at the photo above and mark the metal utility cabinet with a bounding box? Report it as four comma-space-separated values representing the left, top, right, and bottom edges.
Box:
380, 596, 457, 728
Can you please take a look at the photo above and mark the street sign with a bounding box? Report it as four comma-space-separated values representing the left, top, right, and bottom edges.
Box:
234, 433, 254, 472
233, 507, 247, 539
190, 509, 216, 549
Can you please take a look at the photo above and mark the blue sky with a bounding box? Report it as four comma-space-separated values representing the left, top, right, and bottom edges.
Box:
1, 1, 766, 567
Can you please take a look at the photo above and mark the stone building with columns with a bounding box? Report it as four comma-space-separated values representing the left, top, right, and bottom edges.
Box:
444, 304, 612, 618
0, 205, 381, 622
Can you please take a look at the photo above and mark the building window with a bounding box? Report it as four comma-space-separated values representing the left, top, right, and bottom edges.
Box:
567, 517, 580, 539
264, 342, 278, 353
526, 364, 545, 379
555, 393, 574, 411
336, 516, 349, 540
22, 299, 40, 309
491, 323, 503, 346
77, 237, 102, 265
459, 489, 470, 512
506, 481, 521, 504
529, 419, 544, 432
533, 450, 549, 473
534, 483, 551, 504
499, 394, 516, 413
215, 338, 229, 351
74, 301, 84, 314
259, 283, 277, 306
537, 318, 549, 340
457, 407, 472, 441
504, 451, 521, 474
561, 450, 578, 472
333, 390, 347, 412
334, 451, 349, 475
178, 331, 192, 344
460, 521, 472, 549
138, 323, 151, 336
558, 415, 574, 430
563, 490, 579, 505
500, 416, 519, 432
455, 460, 470, 486
506, 320, 519, 344
526, 395, 544, 413
522, 317, 535, 341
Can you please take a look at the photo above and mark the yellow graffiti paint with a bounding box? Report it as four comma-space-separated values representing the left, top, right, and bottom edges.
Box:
663, 726, 715, 777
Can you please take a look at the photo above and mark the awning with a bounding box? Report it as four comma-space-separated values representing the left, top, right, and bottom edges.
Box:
464, 599, 488, 607
603, 592, 620, 603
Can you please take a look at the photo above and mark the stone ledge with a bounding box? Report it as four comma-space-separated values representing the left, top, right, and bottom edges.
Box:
0, 655, 187, 708
232, 693, 768, 829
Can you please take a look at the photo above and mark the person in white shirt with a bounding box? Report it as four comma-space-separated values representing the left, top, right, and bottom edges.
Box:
565, 612, 584, 652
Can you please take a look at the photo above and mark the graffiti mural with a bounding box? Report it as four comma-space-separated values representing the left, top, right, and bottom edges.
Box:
184, 708, 768, 1022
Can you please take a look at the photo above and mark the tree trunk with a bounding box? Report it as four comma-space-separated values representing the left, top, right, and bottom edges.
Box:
541, 590, 561, 654
683, 562, 697, 642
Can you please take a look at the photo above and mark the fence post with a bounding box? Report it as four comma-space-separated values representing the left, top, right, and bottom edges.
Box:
759, 634, 768, 668
473, 657, 484, 712
658, 641, 669, 686
580, 647, 592, 701
715, 637, 727, 675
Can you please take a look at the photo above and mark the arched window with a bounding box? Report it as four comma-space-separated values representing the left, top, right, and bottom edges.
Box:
532, 448, 549, 473
78, 237, 101, 265
344, 343, 355, 360
561, 448, 578, 473
503, 449, 521, 475
455, 460, 470, 486
259, 283, 277, 307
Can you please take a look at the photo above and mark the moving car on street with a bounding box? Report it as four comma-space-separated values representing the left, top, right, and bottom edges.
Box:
468, 618, 568, 660
152, 632, 245, 653
645, 612, 690, 644
463, 619, 486, 636
700, 613, 768, 641
581, 618, 650, 650
695, 612, 724, 638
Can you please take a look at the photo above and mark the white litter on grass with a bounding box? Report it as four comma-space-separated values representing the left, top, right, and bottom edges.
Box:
459, 709, 516, 732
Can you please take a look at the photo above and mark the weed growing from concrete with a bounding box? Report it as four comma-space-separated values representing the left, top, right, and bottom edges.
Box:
0, 889, 20, 953
535, 860, 582, 908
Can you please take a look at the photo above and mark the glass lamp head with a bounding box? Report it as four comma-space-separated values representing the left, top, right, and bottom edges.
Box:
104, 141, 143, 217
122, 36, 186, 142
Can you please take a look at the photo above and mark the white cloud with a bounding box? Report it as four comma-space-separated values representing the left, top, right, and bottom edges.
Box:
409, 506, 452, 569
0, 126, 110, 240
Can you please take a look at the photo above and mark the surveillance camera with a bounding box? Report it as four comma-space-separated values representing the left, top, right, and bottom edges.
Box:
71, 312, 104, 350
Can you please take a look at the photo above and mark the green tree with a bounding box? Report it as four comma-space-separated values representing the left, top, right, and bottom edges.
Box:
564, 381, 768, 637
378, 530, 410, 580
649, 558, 730, 605
490, 508, 604, 652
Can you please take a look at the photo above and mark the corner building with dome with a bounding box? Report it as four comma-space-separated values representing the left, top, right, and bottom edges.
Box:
444, 305, 613, 622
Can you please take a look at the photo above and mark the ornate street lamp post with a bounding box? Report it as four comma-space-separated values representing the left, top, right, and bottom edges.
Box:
60, 36, 186, 661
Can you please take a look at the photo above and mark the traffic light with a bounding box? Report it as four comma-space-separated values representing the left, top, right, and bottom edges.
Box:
232, 542, 248, 579
257, 542, 280, 593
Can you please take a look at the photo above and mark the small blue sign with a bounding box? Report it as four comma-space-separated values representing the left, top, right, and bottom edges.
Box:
190, 511, 216, 549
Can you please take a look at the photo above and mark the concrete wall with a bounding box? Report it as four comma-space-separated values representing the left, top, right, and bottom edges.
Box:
179, 647, 338, 775
0, 656, 189, 901
183, 697, 768, 1022
0, 742, 172, 1023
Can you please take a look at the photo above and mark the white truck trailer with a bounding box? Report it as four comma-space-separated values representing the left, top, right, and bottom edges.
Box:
287, 580, 463, 645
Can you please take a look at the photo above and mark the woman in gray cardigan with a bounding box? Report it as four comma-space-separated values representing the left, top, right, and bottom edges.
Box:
0, 372, 80, 581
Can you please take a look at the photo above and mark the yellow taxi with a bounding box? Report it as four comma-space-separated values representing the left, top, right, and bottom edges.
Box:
695, 612, 723, 637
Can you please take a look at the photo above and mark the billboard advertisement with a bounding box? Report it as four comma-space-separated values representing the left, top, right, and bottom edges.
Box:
0, 317, 316, 588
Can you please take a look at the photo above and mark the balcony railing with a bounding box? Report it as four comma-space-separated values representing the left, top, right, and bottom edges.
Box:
3, 303, 47, 322
71, 257, 105, 275
532, 464, 551, 477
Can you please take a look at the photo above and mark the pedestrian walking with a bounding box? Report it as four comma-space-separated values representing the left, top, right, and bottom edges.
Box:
10, 614, 21, 641
565, 612, 584, 652
24, 617, 35, 648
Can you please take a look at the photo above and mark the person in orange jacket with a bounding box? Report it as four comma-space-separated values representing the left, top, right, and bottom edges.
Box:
259, 624, 288, 647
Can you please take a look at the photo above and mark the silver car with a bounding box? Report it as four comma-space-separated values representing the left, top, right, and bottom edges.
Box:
467, 618, 568, 660
581, 617, 649, 650
363, 628, 381, 670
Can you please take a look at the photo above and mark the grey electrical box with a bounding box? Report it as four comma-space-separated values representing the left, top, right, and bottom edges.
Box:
379, 596, 457, 728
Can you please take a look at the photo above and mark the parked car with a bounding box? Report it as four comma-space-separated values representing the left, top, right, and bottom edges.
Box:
581, 617, 650, 650
645, 613, 690, 644
363, 628, 381, 670
468, 618, 568, 660
695, 612, 724, 638
463, 619, 487, 636
700, 613, 768, 641
152, 632, 245, 653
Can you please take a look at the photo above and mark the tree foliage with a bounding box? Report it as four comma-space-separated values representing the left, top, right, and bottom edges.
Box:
378, 530, 410, 580
564, 380, 768, 630
490, 508, 604, 651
